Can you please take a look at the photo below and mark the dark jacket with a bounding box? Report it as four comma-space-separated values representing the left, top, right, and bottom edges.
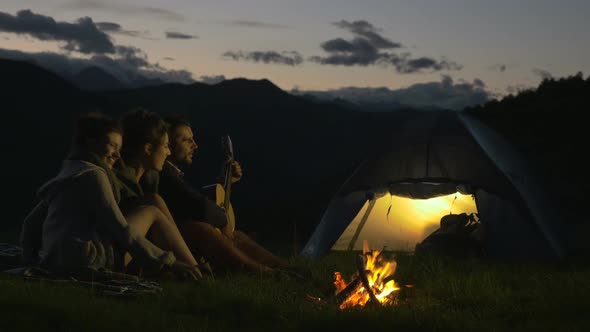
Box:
113, 160, 159, 202
155, 161, 228, 228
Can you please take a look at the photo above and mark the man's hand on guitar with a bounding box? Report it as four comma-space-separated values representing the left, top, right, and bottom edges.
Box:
230, 160, 243, 184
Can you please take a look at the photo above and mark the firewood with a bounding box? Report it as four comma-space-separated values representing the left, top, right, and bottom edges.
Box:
356, 254, 380, 306
333, 276, 362, 305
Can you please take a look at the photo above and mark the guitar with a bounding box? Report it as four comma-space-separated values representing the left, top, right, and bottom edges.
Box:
215, 134, 236, 235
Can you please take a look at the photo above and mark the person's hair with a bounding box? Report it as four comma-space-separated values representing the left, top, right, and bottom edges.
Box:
120, 107, 168, 160
72, 112, 122, 151
163, 114, 192, 141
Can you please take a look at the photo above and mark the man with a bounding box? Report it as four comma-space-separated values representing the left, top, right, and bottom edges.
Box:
157, 114, 291, 274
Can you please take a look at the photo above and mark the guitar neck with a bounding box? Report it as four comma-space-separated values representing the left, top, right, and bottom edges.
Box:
223, 158, 233, 208
222, 134, 234, 211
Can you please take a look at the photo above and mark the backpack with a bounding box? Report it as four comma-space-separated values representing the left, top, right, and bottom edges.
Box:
415, 213, 483, 258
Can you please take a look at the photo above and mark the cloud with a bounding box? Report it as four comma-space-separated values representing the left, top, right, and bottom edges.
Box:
165, 31, 198, 40
473, 78, 486, 88
226, 20, 287, 29
0, 9, 115, 54
96, 21, 151, 39
532, 68, 553, 80
332, 20, 401, 49
310, 19, 461, 73
292, 75, 490, 111
0, 9, 194, 85
222, 50, 303, 66
383, 54, 463, 73
310, 37, 382, 66
489, 63, 507, 72
0, 47, 195, 85
61, 0, 185, 21
198, 75, 226, 85
113, 45, 151, 68
96, 21, 121, 31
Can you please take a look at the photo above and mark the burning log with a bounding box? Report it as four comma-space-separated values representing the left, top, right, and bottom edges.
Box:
356, 254, 380, 306
333, 273, 363, 305
333, 240, 401, 309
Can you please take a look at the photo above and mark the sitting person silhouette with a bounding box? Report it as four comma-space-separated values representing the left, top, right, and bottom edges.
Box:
143, 113, 296, 275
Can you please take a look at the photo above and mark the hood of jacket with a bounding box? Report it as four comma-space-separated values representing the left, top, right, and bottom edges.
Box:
37, 160, 103, 201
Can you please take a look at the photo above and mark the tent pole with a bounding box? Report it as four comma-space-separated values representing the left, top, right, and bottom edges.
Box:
347, 198, 377, 251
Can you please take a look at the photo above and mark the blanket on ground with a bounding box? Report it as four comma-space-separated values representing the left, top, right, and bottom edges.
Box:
1, 243, 162, 297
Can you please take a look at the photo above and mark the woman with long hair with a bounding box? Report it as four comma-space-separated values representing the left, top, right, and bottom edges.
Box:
114, 108, 208, 275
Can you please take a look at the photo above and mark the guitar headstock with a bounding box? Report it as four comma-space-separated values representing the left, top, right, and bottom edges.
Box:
222, 134, 234, 162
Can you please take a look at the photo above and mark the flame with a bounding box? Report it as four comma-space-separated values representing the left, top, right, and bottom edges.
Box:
333, 271, 347, 293
335, 240, 401, 309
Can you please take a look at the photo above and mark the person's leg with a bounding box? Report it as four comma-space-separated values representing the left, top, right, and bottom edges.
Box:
125, 205, 198, 266
140, 193, 178, 225
120, 195, 212, 275
178, 221, 274, 274
141, 193, 212, 273
123, 193, 178, 225
232, 230, 290, 269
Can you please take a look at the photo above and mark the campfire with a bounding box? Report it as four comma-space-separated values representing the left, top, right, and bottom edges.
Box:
333, 240, 401, 309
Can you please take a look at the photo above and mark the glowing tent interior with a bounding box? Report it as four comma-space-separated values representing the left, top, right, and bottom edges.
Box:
301, 112, 566, 261
331, 191, 478, 252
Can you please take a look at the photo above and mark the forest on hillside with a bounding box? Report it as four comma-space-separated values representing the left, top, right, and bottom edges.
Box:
466, 73, 590, 239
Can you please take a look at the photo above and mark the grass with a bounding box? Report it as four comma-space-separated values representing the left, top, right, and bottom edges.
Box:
1, 252, 589, 332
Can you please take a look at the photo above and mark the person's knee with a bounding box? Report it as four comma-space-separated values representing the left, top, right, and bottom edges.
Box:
179, 220, 216, 234
126, 206, 160, 235
152, 193, 167, 206
142, 192, 166, 206
143, 205, 167, 223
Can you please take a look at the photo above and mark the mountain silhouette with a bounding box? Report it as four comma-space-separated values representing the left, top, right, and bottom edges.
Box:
72, 66, 127, 91
1, 58, 80, 102
130, 75, 166, 88
214, 78, 288, 98
297, 93, 415, 112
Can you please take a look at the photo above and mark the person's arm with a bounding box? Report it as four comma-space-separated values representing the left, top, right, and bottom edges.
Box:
20, 201, 48, 265
88, 169, 176, 270
216, 161, 243, 185
220, 222, 234, 240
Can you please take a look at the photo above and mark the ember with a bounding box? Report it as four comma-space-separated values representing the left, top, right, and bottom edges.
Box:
334, 240, 400, 309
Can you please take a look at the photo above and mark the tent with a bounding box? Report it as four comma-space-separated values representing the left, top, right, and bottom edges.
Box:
300, 111, 565, 261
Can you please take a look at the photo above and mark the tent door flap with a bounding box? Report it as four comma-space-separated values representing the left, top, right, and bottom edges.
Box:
347, 198, 377, 251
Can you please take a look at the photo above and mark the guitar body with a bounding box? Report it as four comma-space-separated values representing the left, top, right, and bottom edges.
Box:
201, 183, 236, 234
215, 183, 236, 233
201, 134, 237, 236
